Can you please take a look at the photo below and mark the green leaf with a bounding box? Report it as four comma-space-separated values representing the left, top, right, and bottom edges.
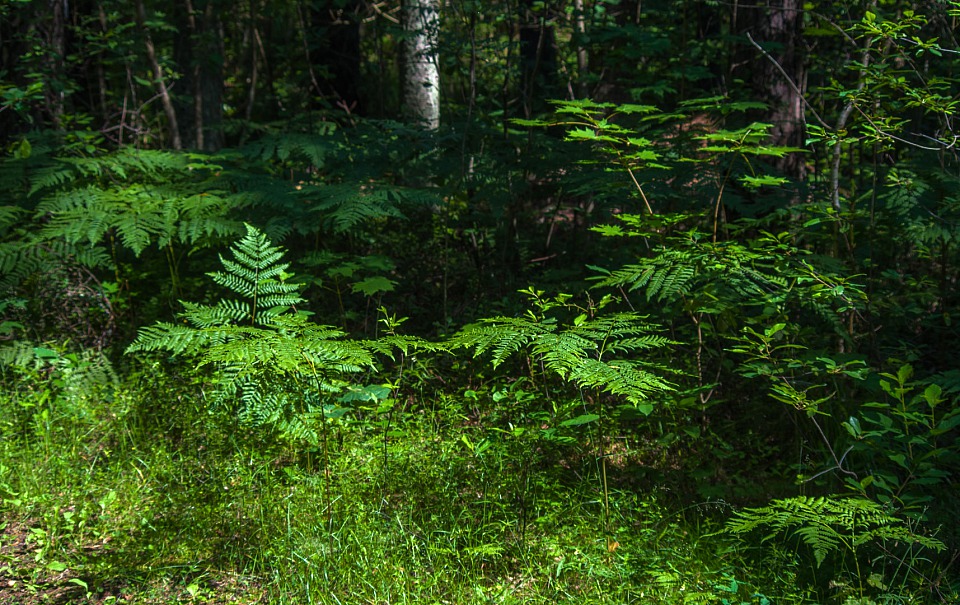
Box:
560, 413, 599, 427
739, 175, 789, 189
339, 384, 392, 403
922, 383, 942, 408
351, 275, 397, 296
590, 224, 626, 237
322, 405, 352, 419
932, 412, 960, 435
511, 118, 549, 127
843, 416, 862, 438
618, 104, 659, 115
32, 347, 59, 360
888, 453, 909, 469
16, 137, 31, 159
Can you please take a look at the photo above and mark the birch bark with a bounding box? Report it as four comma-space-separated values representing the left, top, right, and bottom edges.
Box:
402, 0, 440, 130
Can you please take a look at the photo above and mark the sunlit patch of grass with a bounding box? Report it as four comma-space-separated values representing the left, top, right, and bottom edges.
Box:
0, 365, 871, 604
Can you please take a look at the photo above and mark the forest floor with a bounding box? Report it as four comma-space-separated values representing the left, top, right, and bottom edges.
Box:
1, 516, 266, 604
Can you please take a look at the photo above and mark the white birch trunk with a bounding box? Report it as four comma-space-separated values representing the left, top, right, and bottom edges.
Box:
402, 0, 440, 130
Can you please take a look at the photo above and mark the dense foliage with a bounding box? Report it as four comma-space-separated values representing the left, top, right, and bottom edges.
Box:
1, 1, 959, 603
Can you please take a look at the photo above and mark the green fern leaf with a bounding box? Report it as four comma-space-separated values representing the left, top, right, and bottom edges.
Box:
126, 225, 374, 444
311, 184, 406, 233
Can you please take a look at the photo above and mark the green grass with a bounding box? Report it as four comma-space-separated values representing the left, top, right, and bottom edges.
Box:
0, 359, 952, 605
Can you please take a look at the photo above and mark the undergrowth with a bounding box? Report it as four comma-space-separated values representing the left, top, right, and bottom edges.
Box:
0, 360, 787, 605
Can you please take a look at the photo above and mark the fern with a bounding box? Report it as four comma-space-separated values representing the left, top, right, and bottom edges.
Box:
450, 291, 675, 408
241, 132, 336, 168
0, 235, 111, 291
205, 224, 302, 324
35, 181, 242, 257
0, 206, 24, 230
727, 496, 945, 568
12, 147, 244, 264
593, 228, 782, 306
126, 225, 374, 442
0, 340, 40, 369
309, 183, 415, 233
28, 148, 194, 197
0, 342, 118, 401
453, 315, 553, 368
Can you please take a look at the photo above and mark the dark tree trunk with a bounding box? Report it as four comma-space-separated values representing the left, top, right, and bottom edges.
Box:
308, 0, 362, 114
47, 0, 68, 126
518, 1, 557, 117
747, 0, 807, 179
175, 0, 224, 151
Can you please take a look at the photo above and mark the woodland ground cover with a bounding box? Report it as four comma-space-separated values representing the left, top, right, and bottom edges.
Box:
2, 1, 960, 603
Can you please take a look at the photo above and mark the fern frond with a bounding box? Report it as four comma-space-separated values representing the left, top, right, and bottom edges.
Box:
451, 302, 674, 406
125, 322, 232, 355
364, 333, 445, 360
0, 206, 24, 230
174, 193, 244, 245
0, 237, 111, 290
29, 162, 79, 195
452, 316, 554, 367
650, 263, 695, 300
794, 520, 843, 567
567, 358, 674, 405
37, 184, 176, 256
209, 270, 256, 298
298, 322, 375, 371
241, 133, 334, 168
112, 201, 170, 257
310, 184, 406, 233
36, 186, 116, 245
201, 224, 305, 324
28, 149, 190, 197
727, 496, 944, 568
226, 246, 287, 277
59, 349, 119, 396
181, 300, 251, 327
126, 225, 373, 444
277, 408, 319, 443
533, 332, 595, 373
0, 340, 40, 369
605, 335, 674, 353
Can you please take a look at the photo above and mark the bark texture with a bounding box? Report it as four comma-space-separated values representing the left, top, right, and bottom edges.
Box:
751, 0, 806, 179
402, 0, 440, 130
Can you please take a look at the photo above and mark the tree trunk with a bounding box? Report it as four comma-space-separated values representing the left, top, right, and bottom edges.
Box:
134, 0, 182, 149
243, 0, 260, 125
749, 0, 806, 179
401, 0, 440, 130
46, 0, 68, 127
307, 0, 362, 114
572, 0, 588, 98
176, 0, 224, 150
518, 1, 557, 117
199, 0, 224, 150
